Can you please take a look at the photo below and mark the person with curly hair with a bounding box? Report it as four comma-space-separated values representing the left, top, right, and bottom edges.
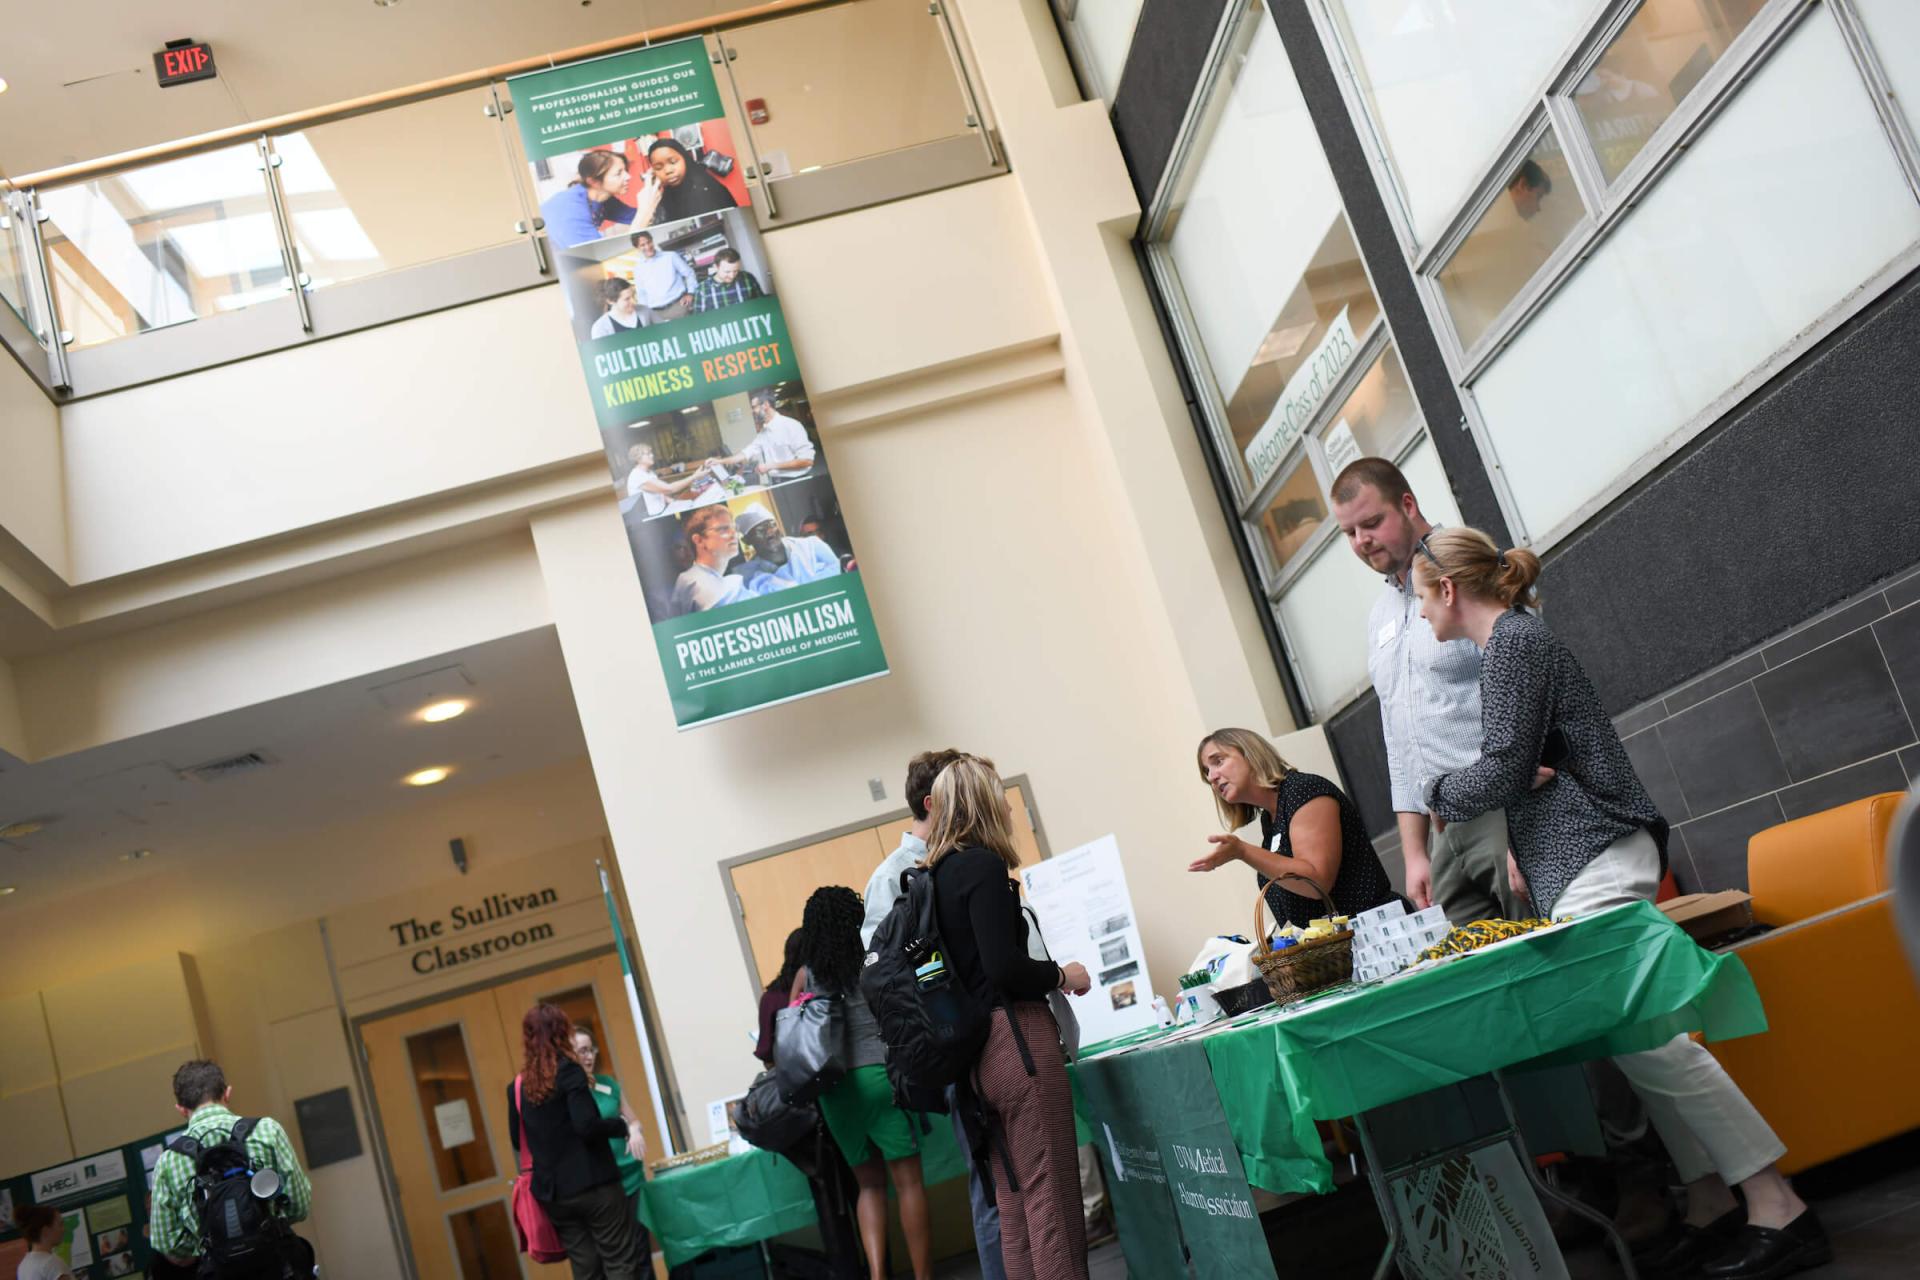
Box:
506, 1002, 646, 1279
796, 886, 933, 1280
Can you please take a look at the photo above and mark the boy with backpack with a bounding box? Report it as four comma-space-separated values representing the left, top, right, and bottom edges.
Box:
150, 1060, 315, 1279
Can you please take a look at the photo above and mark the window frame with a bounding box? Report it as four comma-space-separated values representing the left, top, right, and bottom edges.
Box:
1138, 0, 1436, 720
1310, 0, 1920, 551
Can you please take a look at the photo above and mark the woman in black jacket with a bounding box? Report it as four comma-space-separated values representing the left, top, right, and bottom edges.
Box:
929, 754, 1091, 1280
1416, 527, 1826, 1280
508, 1002, 646, 1279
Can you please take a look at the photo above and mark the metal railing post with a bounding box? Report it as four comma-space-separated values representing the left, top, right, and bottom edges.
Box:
712, 40, 779, 220
485, 84, 552, 276
18, 189, 74, 392
928, 1, 1000, 167
256, 136, 315, 333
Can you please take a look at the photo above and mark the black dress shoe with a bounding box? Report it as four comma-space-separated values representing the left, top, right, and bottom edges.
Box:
1700, 1207, 1832, 1280
1635, 1207, 1743, 1277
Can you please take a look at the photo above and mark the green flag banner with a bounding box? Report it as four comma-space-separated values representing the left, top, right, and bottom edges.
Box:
510, 42, 887, 728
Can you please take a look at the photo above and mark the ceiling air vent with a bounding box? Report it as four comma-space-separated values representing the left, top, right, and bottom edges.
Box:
179, 750, 277, 783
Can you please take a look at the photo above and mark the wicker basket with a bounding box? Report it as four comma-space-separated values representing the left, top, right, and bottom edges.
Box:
1251, 874, 1353, 1006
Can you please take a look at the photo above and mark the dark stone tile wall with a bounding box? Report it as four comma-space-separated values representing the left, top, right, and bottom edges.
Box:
1612, 561, 1920, 892
1108, 0, 1231, 205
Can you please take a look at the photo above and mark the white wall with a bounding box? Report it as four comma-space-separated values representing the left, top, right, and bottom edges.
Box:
56, 291, 595, 584
0, 346, 67, 576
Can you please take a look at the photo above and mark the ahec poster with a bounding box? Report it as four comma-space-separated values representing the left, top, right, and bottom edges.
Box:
1021, 834, 1156, 1047
509, 41, 888, 729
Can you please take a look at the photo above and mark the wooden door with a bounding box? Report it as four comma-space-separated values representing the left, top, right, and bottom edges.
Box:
731, 784, 1045, 986
362, 953, 664, 1280
488, 953, 666, 1173
362, 989, 529, 1280
730, 828, 890, 987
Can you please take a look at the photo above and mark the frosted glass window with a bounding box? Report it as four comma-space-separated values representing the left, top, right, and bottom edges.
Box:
1276, 437, 1454, 715
1071, 0, 1147, 99
1436, 126, 1585, 351
1331, 0, 1594, 244
1855, 0, 1920, 153
1277, 533, 1381, 714
1398, 435, 1462, 530
1573, 0, 1769, 183
1166, 20, 1346, 437
1474, 9, 1920, 542
1259, 455, 1329, 577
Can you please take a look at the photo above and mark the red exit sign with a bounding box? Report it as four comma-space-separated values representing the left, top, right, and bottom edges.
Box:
153, 41, 217, 87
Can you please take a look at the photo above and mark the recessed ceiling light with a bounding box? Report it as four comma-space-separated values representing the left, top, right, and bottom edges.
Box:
0, 78, 10, 95
419, 699, 469, 723
123, 848, 153, 862
405, 766, 452, 787
0, 886, 15, 896
0, 818, 48, 840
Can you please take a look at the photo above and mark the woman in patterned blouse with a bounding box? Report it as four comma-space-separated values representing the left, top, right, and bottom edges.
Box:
1414, 527, 1827, 1280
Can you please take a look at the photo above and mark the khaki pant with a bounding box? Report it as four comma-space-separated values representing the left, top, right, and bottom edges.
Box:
1431, 807, 1524, 922
1556, 830, 1787, 1185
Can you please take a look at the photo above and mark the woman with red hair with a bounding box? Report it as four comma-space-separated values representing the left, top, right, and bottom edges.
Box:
507, 1002, 646, 1278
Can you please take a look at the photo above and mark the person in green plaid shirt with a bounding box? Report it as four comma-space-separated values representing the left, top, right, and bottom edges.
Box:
694, 248, 766, 313
149, 1060, 313, 1265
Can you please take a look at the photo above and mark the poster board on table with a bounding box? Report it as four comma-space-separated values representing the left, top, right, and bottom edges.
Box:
509, 41, 888, 729
1021, 834, 1156, 1048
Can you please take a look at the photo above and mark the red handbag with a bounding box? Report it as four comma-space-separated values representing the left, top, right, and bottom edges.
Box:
510, 1075, 569, 1263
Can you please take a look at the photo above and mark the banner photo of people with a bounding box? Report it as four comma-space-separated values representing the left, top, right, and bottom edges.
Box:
510, 41, 888, 729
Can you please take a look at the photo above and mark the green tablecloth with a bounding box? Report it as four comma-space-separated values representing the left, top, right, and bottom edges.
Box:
638, 1108, 968, 1268
1075, 901, 1768, 1198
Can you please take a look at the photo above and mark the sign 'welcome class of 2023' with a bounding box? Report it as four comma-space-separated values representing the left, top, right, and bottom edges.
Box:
510, 42, 888, 729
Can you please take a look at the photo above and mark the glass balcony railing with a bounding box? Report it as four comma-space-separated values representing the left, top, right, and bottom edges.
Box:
274, 88, 531, 291
0, 0, 1004, 398
38, 143, 291, 351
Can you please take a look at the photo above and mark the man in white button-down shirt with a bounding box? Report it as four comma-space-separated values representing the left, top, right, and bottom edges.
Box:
1331, 457, 1522, 921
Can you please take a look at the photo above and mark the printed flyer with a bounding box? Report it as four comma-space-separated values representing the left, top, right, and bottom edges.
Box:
510, 41, 888, 728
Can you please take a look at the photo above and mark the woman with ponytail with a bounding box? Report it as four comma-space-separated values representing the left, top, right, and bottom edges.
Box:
1413, 527, 1827, 1280
540, 149, 639, 249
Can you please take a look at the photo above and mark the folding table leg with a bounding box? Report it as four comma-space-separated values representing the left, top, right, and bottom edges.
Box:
1352, 1111, 1403, 1280
1492, 1069, 1640, 1280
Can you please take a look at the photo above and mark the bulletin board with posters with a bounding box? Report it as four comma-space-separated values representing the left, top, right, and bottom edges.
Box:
0, 1125, 183, 1280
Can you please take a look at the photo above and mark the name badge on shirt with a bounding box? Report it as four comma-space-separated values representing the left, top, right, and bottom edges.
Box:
593, 1082, 612, 1095
1268, 830, 1284, 853
1375, 619, 1398, 649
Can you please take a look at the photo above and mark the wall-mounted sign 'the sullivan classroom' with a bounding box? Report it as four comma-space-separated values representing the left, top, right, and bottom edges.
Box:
387, 887, 562, 974
154, 41, 217, 88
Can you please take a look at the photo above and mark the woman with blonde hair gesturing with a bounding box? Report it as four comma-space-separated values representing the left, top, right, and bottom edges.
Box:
929, 754, 1092, 1280
1192, 726, 1400, 927
1415, 526, 1827, 1280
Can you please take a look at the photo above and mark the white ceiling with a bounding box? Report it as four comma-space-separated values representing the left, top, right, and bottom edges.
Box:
0, 0, 734, 178
0, 626, 592, 910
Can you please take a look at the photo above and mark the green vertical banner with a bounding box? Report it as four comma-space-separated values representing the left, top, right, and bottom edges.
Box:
510, 42, 888, 728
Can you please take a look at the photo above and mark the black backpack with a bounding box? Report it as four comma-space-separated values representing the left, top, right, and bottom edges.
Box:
859, 864, 996, 1113
167, 1119, 307, 1279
